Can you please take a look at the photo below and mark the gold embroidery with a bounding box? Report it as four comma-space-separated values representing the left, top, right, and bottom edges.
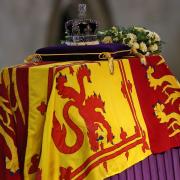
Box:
0, 126, 19, 172
147, 66, 179, 91
154, 103, 180, 137
165, 91, 180, 105
156, 56, 165, 66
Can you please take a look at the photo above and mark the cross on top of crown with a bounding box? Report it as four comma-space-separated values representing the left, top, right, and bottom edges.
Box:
78, 4, 87, 19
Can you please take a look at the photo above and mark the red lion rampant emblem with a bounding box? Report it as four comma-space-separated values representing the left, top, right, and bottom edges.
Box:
52, 64, 114, 153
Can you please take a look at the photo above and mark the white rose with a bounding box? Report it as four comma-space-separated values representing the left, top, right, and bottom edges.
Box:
128, 40, 134, 47
102, 36, 113, 43
132, 42, 139, 49
147, 31, 154, 39
153, 32, 160, 41
139, 42, 147, 52
127, 33, 137, 42
148, 44, 158, 52
147, 32, 160, 41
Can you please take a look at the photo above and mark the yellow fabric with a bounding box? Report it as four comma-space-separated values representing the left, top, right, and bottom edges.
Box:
24, 65, 50, 180
23, 60, 151, 180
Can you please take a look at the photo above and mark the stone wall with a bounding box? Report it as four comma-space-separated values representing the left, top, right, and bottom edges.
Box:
0, 0, 52, 68
0, 0, 179, 78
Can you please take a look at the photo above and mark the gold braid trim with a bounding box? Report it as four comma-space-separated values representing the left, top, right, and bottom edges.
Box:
24, 49, 131, 74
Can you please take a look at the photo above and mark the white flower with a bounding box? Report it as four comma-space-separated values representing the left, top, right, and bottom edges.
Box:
126, 33, 137, 47
112, 26, 117, 31
144, 29, 151, 33
147, 31, 154, 39
148, 44, 158, 52
148, 39, 152, 44
139, 42, 147, 52
102, 36, 113, 43
127, 33, 137, 42
153, 32, 160, 41
128, 40, 134, 47
147, 32, 160, 41
132, 42, 139, 49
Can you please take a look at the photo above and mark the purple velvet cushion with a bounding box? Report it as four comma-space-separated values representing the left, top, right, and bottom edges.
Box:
35, 43, 130, 61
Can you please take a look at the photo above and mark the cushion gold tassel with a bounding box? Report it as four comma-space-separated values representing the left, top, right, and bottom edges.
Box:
131, 47, 147, 65
24, 54, 42, 63
99, 52, 114, 75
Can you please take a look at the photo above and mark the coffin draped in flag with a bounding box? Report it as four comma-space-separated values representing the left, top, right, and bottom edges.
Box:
0, 55, 179, 180
36, 59, 152, 180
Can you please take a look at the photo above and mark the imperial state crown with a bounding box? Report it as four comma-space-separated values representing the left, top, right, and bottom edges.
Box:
65, 4, 99, 45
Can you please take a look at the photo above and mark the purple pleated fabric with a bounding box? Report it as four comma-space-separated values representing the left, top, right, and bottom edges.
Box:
107, 148, 180, 180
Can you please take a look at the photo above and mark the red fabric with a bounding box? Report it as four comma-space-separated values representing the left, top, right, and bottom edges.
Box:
12, 68, 29, 173
129, 56, 180, 153
0, 56, 179, 179
0, 68, 29, 180
0, 135, 21, 180
0, 135, 6, 180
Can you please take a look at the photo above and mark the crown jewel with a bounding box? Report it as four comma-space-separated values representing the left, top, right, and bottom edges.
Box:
65, 3, 99, 45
